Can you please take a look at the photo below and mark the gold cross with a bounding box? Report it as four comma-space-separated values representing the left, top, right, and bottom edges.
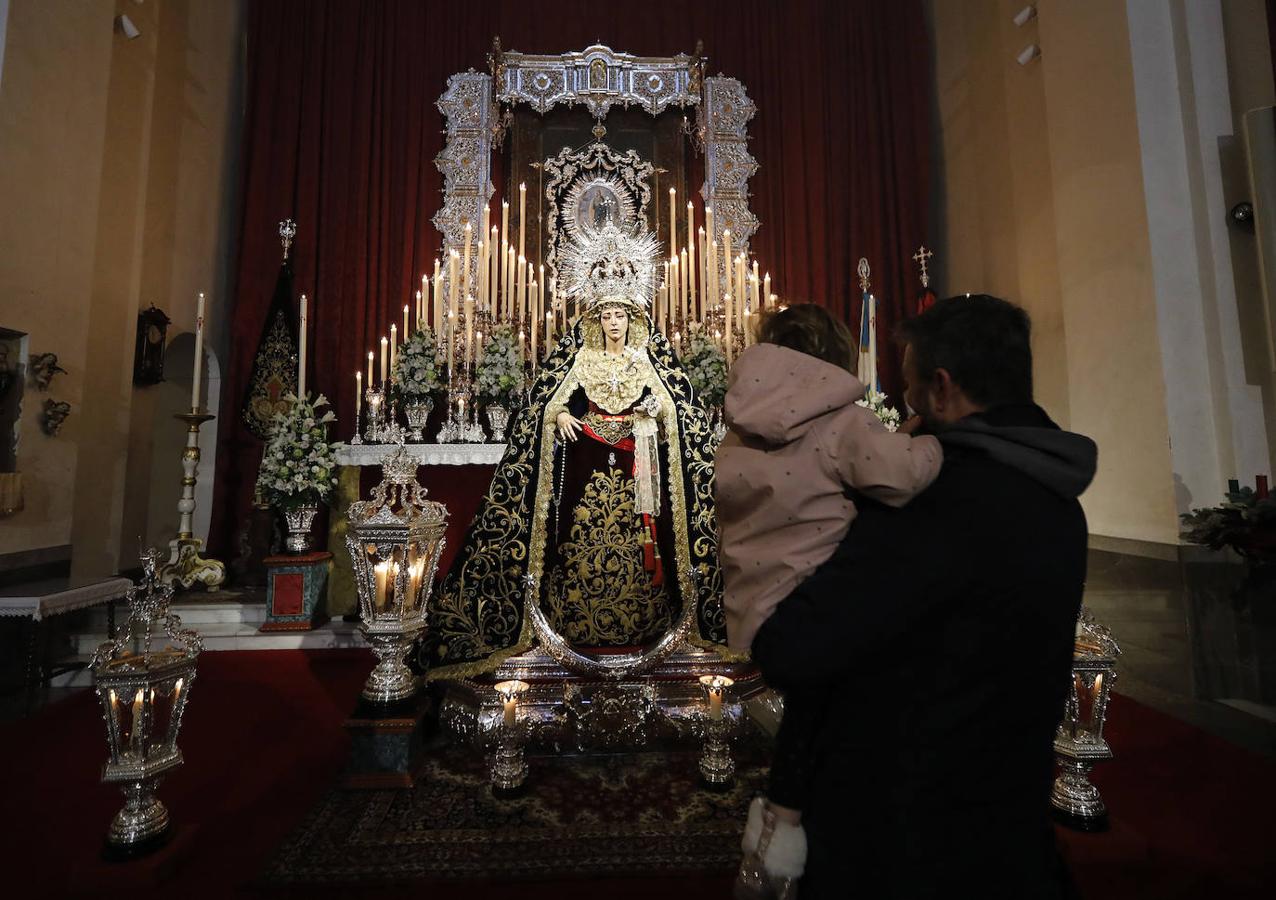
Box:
912, 246, 933, 289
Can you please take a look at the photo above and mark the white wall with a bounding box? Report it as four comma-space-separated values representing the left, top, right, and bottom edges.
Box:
1128, 0, 1273, 512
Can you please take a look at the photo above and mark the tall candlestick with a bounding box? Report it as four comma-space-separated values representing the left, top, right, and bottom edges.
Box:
710, 240, 720, 309
402, 304, 409, 336
298, 294, 308, 399
724, 293, 733, 364
723, 229, 734, 299
389, 324, 397, 381
449, 250, 460, 339
516, 254, 525, 326
680, 247, 689, 327
380, 337, 388, 385
464, 295, 474, 371
415, 291, 423, 331
538, 263, 546, 335
705, 205, 715, 244
446, 312, 455, 376
752, 260, 761, 316
433, 259, 442, 331
736, 254, 747, 329
462, 222, 473, 300
421, 275, 428, 324
476, 240, 486, 319
529, 281, 539, 363
670, 257, 679, 328
518, 183, 527, 271
697, 226, 706, 319
490, 226, 499, 314
763, 272, 772, 309
687, 202, 696, 317
501, 199, 510, 252
546, 311, 554, 356
355, 371, 362, 422
481, 204, 490, 248
668, 187, 677, 256
367, 351, 374, 388
505, 244, 515, 322
191, 292, 205, 410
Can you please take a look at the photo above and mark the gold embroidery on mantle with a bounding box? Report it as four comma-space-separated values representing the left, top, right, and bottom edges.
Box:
583, 411, 634, 445
544, 468, 673, 645
574, 347, 651, 413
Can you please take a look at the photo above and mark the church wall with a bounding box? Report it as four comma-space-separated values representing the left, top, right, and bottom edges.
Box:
928, 0, 1254, 549
0, 0, 241, 576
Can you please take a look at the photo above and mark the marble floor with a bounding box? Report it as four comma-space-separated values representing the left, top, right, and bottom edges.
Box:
1084, 549, 1276, 758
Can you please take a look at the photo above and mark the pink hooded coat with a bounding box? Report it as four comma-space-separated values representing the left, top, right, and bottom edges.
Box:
715, 343, 943, 650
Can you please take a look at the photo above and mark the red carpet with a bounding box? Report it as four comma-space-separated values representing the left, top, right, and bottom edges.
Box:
1, 649, 1272, 898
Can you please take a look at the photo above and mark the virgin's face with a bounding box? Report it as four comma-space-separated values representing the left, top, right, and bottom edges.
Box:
600, 306, 629, 345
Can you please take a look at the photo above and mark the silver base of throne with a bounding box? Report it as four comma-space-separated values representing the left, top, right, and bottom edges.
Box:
438, 645, 764, 753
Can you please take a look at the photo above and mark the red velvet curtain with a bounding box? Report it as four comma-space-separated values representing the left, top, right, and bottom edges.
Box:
211, 0, 931, 555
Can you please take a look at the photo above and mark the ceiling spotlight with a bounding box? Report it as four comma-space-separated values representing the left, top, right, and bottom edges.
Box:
1013, 6, 1038, 28
1016, 44, 1041, 67
1230, 201, 1254, 229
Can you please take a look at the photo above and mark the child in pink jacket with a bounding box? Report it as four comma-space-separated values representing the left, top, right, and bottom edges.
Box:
714, 304, 942, 897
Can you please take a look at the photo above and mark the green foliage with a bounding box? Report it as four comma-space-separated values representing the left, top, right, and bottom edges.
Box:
474, 324, 526, 405
1181, 487, 1276, 562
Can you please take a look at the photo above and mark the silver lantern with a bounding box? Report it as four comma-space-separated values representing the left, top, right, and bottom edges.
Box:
403, 397, 434, 442
1052, 606, 1121, 831
485, 404, 510, 443
91, 549, 202, 858
346, 445, 448, 704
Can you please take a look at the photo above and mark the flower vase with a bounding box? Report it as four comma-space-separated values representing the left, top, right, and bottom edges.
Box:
283, 503, 321, 554
486, 404, 510, 443
404, 397, 435, 443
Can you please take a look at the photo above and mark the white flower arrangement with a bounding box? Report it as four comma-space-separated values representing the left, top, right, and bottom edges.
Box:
856, 388, 903, 433
255, 393, 339, 508
474, 324, 526, 406
680, 326, 728, 408
392, 327, 443, 399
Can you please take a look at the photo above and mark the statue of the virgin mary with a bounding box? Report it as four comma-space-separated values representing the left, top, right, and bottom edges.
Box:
423, 222, 726, 678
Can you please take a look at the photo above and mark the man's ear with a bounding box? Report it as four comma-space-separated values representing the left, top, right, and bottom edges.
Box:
931, 367, 956, 413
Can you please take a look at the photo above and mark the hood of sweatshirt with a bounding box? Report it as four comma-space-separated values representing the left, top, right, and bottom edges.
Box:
724, 343, 865, 446
939, 404, 1098, 499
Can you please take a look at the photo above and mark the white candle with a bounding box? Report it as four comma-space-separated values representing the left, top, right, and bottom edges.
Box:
433, 259, 442, 332
490, 226, 499, 314
529, 281, 539, 363
448, 250, 459, 337
503, 694, 517, 728
723, 229, 734, 299
680, 247, 689, 327
373, 559, 391, 610
402, 304, 409, 336
709, 685, 723, 721
687, 201, 696, 316
130, 688, 145, 754
724, 293, 733, 364
415, 290, 423, 331
668, 187, 677, 255
380, 337, 388, 385
538, 263, 546, 337
516, 254, 526, 326
355, 371, 362, 423
764, 273, 772, 309
389, 324, 397, 382
710, 240, 720, 309
298, 294, 308, 399
545, 311, 554, 356
367, 351, 374, 388
464, 295, 474, 371
462, 222, 473, 300
191, 292, 205, 411
518, 183, 527, 269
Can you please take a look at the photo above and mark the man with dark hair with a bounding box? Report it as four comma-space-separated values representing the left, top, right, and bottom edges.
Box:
751, 294, 1098, 899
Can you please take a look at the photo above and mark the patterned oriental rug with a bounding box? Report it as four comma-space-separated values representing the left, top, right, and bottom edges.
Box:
261, 741, 769, 886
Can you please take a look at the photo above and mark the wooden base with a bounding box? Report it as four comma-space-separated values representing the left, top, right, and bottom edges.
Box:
342, 695, 431, 789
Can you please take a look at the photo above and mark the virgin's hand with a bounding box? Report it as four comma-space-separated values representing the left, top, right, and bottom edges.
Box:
556, 411, 583, 442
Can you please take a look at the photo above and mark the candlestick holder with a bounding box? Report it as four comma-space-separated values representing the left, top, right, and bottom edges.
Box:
698, 674, 735, 788
490, 680, 530, 796
364, 387, 385, 443
158, 411, 226, 591
350, 406, 363, 445
437, 375, 485, 444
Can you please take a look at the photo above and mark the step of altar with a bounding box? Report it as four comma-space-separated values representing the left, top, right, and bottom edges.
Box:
54, 598, 368, 687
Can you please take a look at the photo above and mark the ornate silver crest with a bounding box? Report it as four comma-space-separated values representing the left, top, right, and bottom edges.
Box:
557, 222, 662, 310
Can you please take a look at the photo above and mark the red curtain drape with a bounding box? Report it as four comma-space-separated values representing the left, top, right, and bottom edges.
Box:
211, 0, 931, 555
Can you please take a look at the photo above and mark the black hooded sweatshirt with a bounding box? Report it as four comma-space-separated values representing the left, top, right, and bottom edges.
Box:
752, 403, 1097, 900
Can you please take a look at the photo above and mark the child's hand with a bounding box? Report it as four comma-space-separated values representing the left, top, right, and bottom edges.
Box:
899, 415, 924, 435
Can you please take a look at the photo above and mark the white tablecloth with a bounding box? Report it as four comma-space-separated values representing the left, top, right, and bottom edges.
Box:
333, 443, 505, 467
0, 576, 133, 621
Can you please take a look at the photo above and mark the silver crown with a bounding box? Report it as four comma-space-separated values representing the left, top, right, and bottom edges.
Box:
558, 221, 662, 311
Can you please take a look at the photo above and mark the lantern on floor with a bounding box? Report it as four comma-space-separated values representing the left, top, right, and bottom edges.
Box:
346, 445, 448, 704
91, 549, 202, 858
1052, 606, 1121, 831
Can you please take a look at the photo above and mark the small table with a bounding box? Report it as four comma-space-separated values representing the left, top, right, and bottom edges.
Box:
0, 576, 133, 712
